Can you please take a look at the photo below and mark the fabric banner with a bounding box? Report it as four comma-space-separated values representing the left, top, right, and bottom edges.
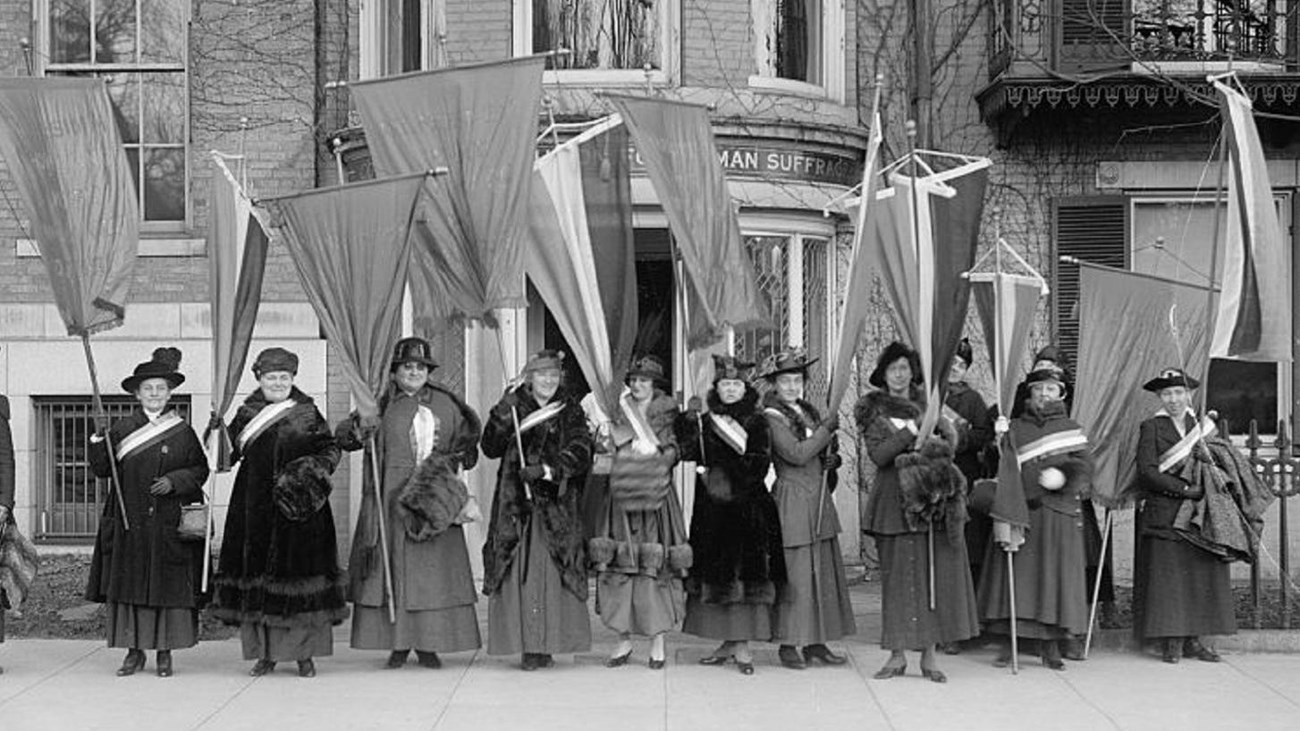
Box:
528, 117, 638, 416
1210, 79, 1291, 362
259, 173, 427, 417
206, 155, 269, 471
351, 57, 545, 328
1073, 262, 1211, 508
0, 78, 138, 335
606, 95, 771, 347
825, 111, 883, 413
971, 273, 1042, 413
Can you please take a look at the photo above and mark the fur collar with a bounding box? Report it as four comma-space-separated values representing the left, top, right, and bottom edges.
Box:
762, 390, 821, 435
855, 388, 923, 432
231, 387, 314, 436
706, 386, 759, 419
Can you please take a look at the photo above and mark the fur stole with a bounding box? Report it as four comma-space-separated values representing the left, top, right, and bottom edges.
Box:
706, 386, 760, 420
853, 387, 923, 432
762, 390, 822, 436
0, 520, 39, 611
398, 451, 469, 541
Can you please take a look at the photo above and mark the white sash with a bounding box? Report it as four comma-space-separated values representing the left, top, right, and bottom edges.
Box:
1158, 415, 1217, 474
236, 399, 296, 452
619, 389, 661, 449
518, 400, 565, 435
1016, 428, 1089, 466
709, 414, 748, 454
116, 412, 186, 462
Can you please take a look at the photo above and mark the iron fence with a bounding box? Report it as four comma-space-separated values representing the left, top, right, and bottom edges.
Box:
1229, 417, 1299, 629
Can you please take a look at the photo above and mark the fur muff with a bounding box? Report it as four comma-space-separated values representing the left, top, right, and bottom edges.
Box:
273, 455, 334, 522
896, 435, 968, 546
609, 450, 672, 511
398, 451, 469, 541
0, 521, 39, 610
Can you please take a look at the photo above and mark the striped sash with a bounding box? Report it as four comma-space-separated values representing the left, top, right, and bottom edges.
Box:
709, 414, 748, 454
619, 390, 661, 448
1016, 427, 1089, 466
116, 412, 186, 462
1158, 415, 1217, 474
518, 400, 565, 435
236, 399, 296, 451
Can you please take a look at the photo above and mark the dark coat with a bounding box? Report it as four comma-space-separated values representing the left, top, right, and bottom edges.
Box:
0, 395, 13, 511
212, 388, 348, 627
481, 384, 593, 600
763, 392, 840, 547
85, 409, 210, 608
1136, 412, 1202, 541
945, 381, 992, 482
677, 387, 786, 604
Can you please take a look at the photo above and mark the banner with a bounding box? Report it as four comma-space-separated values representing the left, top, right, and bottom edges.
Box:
972, 273, 1043, 413
0, 78, 138, 334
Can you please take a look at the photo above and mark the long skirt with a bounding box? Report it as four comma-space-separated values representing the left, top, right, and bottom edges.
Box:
1136, 536, 1235, 640
683, 597, 774, 642
240, 623, 334, 662
106, 603, 198, 650
487, 513, 591, 655
773, 537, 856, 645
877, 531, 978, 650
978, 508, 1088, 640
596, 572, 684, 637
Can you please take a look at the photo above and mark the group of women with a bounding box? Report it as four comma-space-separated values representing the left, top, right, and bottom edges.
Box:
77, 335, 1240, 679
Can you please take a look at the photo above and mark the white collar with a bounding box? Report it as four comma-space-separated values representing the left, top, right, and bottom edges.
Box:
1154, 406, 1196, 420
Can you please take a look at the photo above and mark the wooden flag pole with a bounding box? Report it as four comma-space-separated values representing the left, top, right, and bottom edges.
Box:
1007, 548, 1019, 674
81, 333, 129, 531
1083, 509, 1114, 658
367, 434, 397, 624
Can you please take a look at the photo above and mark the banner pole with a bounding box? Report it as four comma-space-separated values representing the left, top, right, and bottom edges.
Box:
82, 333, 130, 531
1083, 508, 1114, 658
367, 435, 397, 624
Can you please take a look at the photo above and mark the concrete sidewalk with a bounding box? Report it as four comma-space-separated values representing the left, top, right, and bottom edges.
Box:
3, 583, 1298, 731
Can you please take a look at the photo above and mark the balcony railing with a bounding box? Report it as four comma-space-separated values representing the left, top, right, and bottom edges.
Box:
991, 0, 1295, 79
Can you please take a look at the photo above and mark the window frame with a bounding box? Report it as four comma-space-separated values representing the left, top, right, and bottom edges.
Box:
359, 0, 447, 78
33, 0, 192, 234
511, 0, 681, 86
748, 0, 845, 102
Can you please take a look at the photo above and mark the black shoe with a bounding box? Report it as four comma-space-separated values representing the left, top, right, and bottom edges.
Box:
1063, 637, 1086, 661
249, 659, 277, 677
778, 645, 806, 670
416, 651, 442, 669
385, 650, 409, 669
698, 654, 730, 666
737, 661, 755, 675
156, 651, 173, 678
872, 662, 906, 680
920, 666, 947, 683
802, 644, 847, 666
116, 649, 146, 677
992, 643, 1013, 668
1184, 638, 1221, 663
297, 659, 316, 677
535, 654, 554, 669
1040, 641, 1065, 671
522, 653, 553, 671
648, 657, 666, 670
1161, 639, 1181, 664
940, 641, 962, 656
606, 650, 633, 668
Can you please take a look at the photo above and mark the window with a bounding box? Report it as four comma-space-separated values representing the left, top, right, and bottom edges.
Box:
360, 0, 445, 78
513, 0, 679, 84
40, 0, 190, 230
33, 395, 192, 541
751, 0, 844, 99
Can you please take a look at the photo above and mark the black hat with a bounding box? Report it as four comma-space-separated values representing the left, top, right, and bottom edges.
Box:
524, 349, 566, 372
1032, 344, 1067, 369
121, 347, 185, 392
1024, 365, 1068, 393
252, 347, 299, 377
955, 338, 973, 368
626, 354, 668, 384
1142, 367, 1200, 393
390, 337, 438, 371
711, 354, 755, 382
868, 341, 920, 389
760, 348, 818, 381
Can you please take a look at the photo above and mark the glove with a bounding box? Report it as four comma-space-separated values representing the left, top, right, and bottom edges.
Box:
94, 413, 111, 433
149, 476, 174, 496
356, 413, 381, 440
994, 415, 1010, 436
491, 390, 520, 422
685, 396, 703, 417
820, 413, 840, 432
821, 453, 843, 471
520, 464, 546, 484
1193, 443, 1214, 463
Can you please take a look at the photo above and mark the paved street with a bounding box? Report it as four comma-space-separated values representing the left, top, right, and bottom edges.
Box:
3, 581, 1298, 731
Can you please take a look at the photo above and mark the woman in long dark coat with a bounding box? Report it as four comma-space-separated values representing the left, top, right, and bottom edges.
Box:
977, 366, 1092, 670
481, 349, 594, 671
337, 337, 482, 669
1134, 368, 1234, 663
858, 342, 977, 683
212, 347, 349, 678
762, 349, 856, 670
677, 355, 786, 675
86, 348, 210, 678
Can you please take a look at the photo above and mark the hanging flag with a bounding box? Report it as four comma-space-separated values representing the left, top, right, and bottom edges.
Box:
258, 173, 428, 417
605, 94, 771, 347
351, 57, 546, 328
206, 155, 269, 471
971, 273, 1042, 413
528, 117, 638, 416
1210, 78, 1291, 362
1073, 262, 1210, 507
0, 78, 138, 334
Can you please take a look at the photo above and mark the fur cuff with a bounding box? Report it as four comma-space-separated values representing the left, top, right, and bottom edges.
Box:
398, 452, 469, 542
274, 456, 334, 522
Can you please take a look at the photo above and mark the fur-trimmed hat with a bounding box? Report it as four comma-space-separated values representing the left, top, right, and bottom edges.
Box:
524, 349, 566, 373
868, 341, 921, 389
121, 347, 185, 392
390, 337, 438, 371
626, 354, 668, 384
760, 348, 818, 381
252, 347, 299, 377
711, 354, 754, 382
1142, 367, 1200, 393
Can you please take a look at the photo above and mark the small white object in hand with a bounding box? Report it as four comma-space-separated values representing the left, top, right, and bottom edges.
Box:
1039, 467, 1066, 490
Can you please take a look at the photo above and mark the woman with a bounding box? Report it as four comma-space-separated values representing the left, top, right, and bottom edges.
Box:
595, 355, 685, 669
0, 383, 15, 673
762, 348, 856, 670
85, 348, 210, 677
977, 366, 1092, 670
337, 337, 482, 668
677, 355, 786, 675
945, 339, 993, 611
858, 342, 976, 683
212, 347, 349, 678
1134, 368, 1235, 663
481, 349, 594, 671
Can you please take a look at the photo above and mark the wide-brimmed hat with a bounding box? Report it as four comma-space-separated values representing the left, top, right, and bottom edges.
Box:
121, 347, 185, 392
711, 354, 755, 383
390, 337, 438, 371
760, 348, 818, 381
252, 347, 299, 377
1024, 365, 1068, 393
868, 341, 920, 389
1143, 367, 1200, 393
626, 354, 667, 384
524, 349, 566, 373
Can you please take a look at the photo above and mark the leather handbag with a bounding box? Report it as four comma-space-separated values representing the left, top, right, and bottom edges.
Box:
177, 503, 211, 542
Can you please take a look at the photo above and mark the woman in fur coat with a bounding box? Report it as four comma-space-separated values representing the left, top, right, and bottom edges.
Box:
212, 348, 349, 678
677, 355, 786, 675
337, 338, 483, 669
481, 350, 594, 671
858, 342, 977, 683
976, 366, 1093, 670
595, 354, 686, 670
762, 348, 856, 670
